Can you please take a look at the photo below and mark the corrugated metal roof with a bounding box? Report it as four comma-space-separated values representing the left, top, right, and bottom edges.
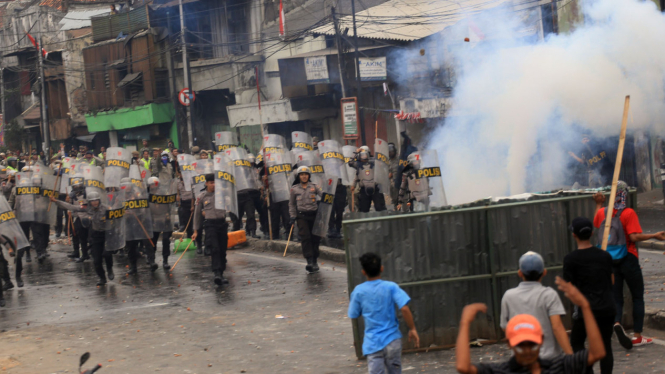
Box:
312, 0, 509, 41
60, 7, 112, 31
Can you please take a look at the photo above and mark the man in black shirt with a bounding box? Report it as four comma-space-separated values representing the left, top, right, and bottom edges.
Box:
564, 217, 617, 374
455, 277, 605, 374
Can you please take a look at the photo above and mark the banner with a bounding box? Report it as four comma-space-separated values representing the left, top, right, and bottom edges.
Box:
304, 56, 330, 84
358, 57, 387, 81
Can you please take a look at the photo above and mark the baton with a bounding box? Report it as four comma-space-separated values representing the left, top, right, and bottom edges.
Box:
127, 210, 155, 248
283, 224, 295, 257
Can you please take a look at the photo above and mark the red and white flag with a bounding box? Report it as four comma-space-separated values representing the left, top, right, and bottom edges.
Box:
26, 33, 48, 59
279, 0, 286, 39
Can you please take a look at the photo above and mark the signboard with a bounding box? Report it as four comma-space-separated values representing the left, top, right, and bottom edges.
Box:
179, 88, 195, 106
358, 57, 387, 81
304, 56, 330, 84
341, 98, 359, 138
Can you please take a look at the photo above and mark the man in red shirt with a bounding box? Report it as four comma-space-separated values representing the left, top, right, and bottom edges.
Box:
593, 181, 665, 347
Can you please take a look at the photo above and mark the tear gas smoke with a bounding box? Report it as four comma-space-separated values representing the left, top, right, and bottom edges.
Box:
424, 0, 665, 205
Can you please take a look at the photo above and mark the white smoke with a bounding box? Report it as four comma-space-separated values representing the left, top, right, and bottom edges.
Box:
425, 0, 665, 204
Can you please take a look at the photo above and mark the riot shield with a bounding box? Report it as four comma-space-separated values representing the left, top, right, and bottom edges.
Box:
59, 157, 74, 194
312, 176, 338, 237
67, 160, 85, 194
214, 154, 238, 215
121, 180, 153, 241
214, 131, 238, 152
266, 152, 292, 203
149, 172, 177, 233
129, 164, 150, 189
177, 154, 196, 192
14, 172, 36, 222
318, 140, 351, 186
291, 131, 313, 151
0, 194, 30, 250
374, 138, 390, 193
105, 190, 126, 252
263, 134, 288, 154
34, 171, 58, 225
342, 146, 357, 186
104, 147, 132, 188
418, 150, 447, 209
191, 159, 214, 199
81, 165, 108, 204
295, 151, 325, 187
224, 147, 258, 192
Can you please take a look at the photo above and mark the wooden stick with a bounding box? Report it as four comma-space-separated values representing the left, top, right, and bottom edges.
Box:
602, 95, 631, 251
351, 190, 355, 212
375, 119, 378, 140
283, 224, 295, 257
47, 174, 61, 212
127, 211, 155, 248
170, 238, 194, 271
68, 212, 74, 246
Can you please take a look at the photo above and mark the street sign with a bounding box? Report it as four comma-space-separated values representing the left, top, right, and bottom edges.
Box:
179, 88, 195, 106
341, 97, 360, 139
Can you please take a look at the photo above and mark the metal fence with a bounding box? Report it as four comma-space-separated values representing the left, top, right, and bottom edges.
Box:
342, 191, 637, 358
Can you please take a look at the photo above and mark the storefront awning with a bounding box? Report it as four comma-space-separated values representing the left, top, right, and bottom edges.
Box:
76, 134, 97, 143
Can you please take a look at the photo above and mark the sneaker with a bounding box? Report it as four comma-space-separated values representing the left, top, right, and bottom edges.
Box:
614, 324, 634, 350
632, 336, 653, 346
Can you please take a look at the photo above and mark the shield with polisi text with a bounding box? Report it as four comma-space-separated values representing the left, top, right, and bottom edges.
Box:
224, 147, 258, 192
192, 159, 214, 200
149, 171, 177, 233
214, 154, 238, 215
0, 194, 30, 250
214, 131, 238, 153
374, 138, 390, 193
318, 139, 351, 186
104, 190, 126, 252
295, 150, 325, 188
178, 154, 196, 192
312, 176, 338, 237
121, 179, 153, 241
266, 152, 293, 203
104, 147, 132, 188
14, 172, 36, 222
81, 165, 107, 205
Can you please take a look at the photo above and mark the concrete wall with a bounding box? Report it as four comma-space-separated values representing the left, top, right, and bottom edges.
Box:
62, 28, 94, 130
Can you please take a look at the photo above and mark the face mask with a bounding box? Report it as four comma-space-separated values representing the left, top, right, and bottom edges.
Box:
162, 157, 168, 166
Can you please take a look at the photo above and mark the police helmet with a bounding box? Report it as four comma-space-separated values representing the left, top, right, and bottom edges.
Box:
7, 170, 16, 177
388, 143, 397, 154
359, 151, 369, 162
296, 166, 311, 176
21, 166, 32, 172
359, 145, 370, 153
87, 191, 101, 201
407, 152, 422, 169
147, 176, 160, 189
247, 153, 256, 164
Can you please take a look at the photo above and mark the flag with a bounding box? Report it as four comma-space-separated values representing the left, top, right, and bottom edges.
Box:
26, 33, 48, 59
279, 0, 285, 39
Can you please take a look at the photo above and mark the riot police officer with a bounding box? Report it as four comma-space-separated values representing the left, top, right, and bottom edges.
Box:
147, 176, 175, 270
397, 153, 431, 212
66, 175, 90, 262
51, 191, 114, 286
289, 166, 324, 274
350, 149, 387, 213
6, 157, 18, 173
176, 173, 194, 243
191, 174, 229, 285
30, 175, 50, 263
121, 177, 154, 275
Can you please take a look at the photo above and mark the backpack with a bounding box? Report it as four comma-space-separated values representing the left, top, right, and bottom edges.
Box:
596, 208, 628, 260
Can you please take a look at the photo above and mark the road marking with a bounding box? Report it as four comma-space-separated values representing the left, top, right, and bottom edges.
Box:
652, 338, 665, 347
236, 251, 347, 273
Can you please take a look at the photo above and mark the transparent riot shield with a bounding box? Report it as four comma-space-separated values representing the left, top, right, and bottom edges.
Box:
0, 194, 30, 250
266, 152, 292, 203
191, 159, 214, 199
215, 131, 238, 153
129, 164, 150, 190
67, 160, 85, 194
81, 165, 107, 205
178, 154, 196, 192
214, 154, 238, 215
374, 138, 390, 193
295, 151, 325, 187
224, 147, 258, 192
121, 180, 153, 241
104, 147, 132, 188
149, 173, 177, 233
59, 157, 74, 194
291, 131, 313, 151
263, 134, 288, 154
105, 190, 126, 252
342, 145, 357, 186
418, 150, 448, 209
318, 140, 350, 186
14, 172, 36, 222
34, 172, 58, 225
312, 176, 338, 237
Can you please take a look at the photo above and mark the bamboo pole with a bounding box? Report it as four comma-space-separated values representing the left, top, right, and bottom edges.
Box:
601, 95, 631, 251
283, 224, 294, 257
170, 238, 194, 271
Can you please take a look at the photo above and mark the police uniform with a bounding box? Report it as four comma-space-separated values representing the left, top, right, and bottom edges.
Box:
8, 186, 33, 264
289, 179, 323, 270
0, 234, 18, 298
67, 188, 90, 261
389, 155, 399, 205
1, 175, 14, 200
54, 199, 115, 285
351, 159, 387, 213
398, 164, 430, 212
327, 180, 347, 238
193, 184, 229, 284
177, 179, 194, 240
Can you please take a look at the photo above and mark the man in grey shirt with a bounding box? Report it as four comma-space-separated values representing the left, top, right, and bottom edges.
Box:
500, 251, 572, 360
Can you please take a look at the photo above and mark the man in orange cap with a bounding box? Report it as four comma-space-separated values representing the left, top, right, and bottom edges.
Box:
455, 277, 606, 374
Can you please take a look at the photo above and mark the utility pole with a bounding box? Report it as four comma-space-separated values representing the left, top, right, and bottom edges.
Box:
166, 11, 181, 141
350, 0, 366, 145
1, 66, 5, 132
179, 0, 194, 149
37, 6, 50, 155
331, 7, 346, 98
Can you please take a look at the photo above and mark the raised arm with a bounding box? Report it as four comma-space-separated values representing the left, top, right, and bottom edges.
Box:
456, 303, 487, 374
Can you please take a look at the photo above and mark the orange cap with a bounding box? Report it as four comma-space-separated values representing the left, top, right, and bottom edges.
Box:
506, 314, 543, 346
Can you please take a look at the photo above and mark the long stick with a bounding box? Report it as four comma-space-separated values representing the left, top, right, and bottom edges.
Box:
375, 119, 378, 140
173, 210, 194, 255
351, 191, 355, 212
602, 95, 631, 251
128, 211, 155, 248
68, 212, 73, 246
47, 174, 60, 212
283, 224, 294, 257
170, 238, 194, 271
256, 65, 273, 241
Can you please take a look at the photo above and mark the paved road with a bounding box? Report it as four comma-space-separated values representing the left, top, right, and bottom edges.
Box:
2, 239, 665, 373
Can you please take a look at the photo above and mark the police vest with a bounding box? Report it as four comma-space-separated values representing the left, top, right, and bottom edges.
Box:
358, 163, 376, 189
407, 173, 430, 202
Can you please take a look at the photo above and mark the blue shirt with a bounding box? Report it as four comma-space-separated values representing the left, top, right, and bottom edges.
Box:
348, 279, 411, 355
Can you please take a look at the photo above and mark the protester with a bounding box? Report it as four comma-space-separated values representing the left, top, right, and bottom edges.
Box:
348, 252, 419, 374
456, 277, 606, 374
500, 251, 572, 360
593, 181, 665, 346
564, 217, 617, 373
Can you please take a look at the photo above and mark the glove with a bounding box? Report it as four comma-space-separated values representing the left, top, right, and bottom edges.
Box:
289, 217, 296, 226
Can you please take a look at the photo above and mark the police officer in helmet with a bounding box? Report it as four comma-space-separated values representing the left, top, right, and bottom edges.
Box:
289, 166, 324, 274
350, 148, 387, 213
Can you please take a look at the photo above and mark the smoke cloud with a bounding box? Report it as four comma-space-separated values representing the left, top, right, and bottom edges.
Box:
424, 0, 665, 205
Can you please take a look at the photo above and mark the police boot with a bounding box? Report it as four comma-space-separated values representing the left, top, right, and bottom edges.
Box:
67, 250, 79, 259
16, 276, 24, 288
305, 257, 314, 273
311, 258, 320, 273
213, 270, 228, 285
250, 230, 260, 239
163, 257, 171, 270
37, 253, 46, 264
204, 246, 211, 256
97, 277, 107, 286
196, 245, 202, 255
2, 281, 14, 291
25, 250, 32, 263
107, 268, 115, 281
327, 228, 335, 239
127, 266, 138, 275
150, 261, 159, 272
335, 229, 343, 239
75, 256, 87, 263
